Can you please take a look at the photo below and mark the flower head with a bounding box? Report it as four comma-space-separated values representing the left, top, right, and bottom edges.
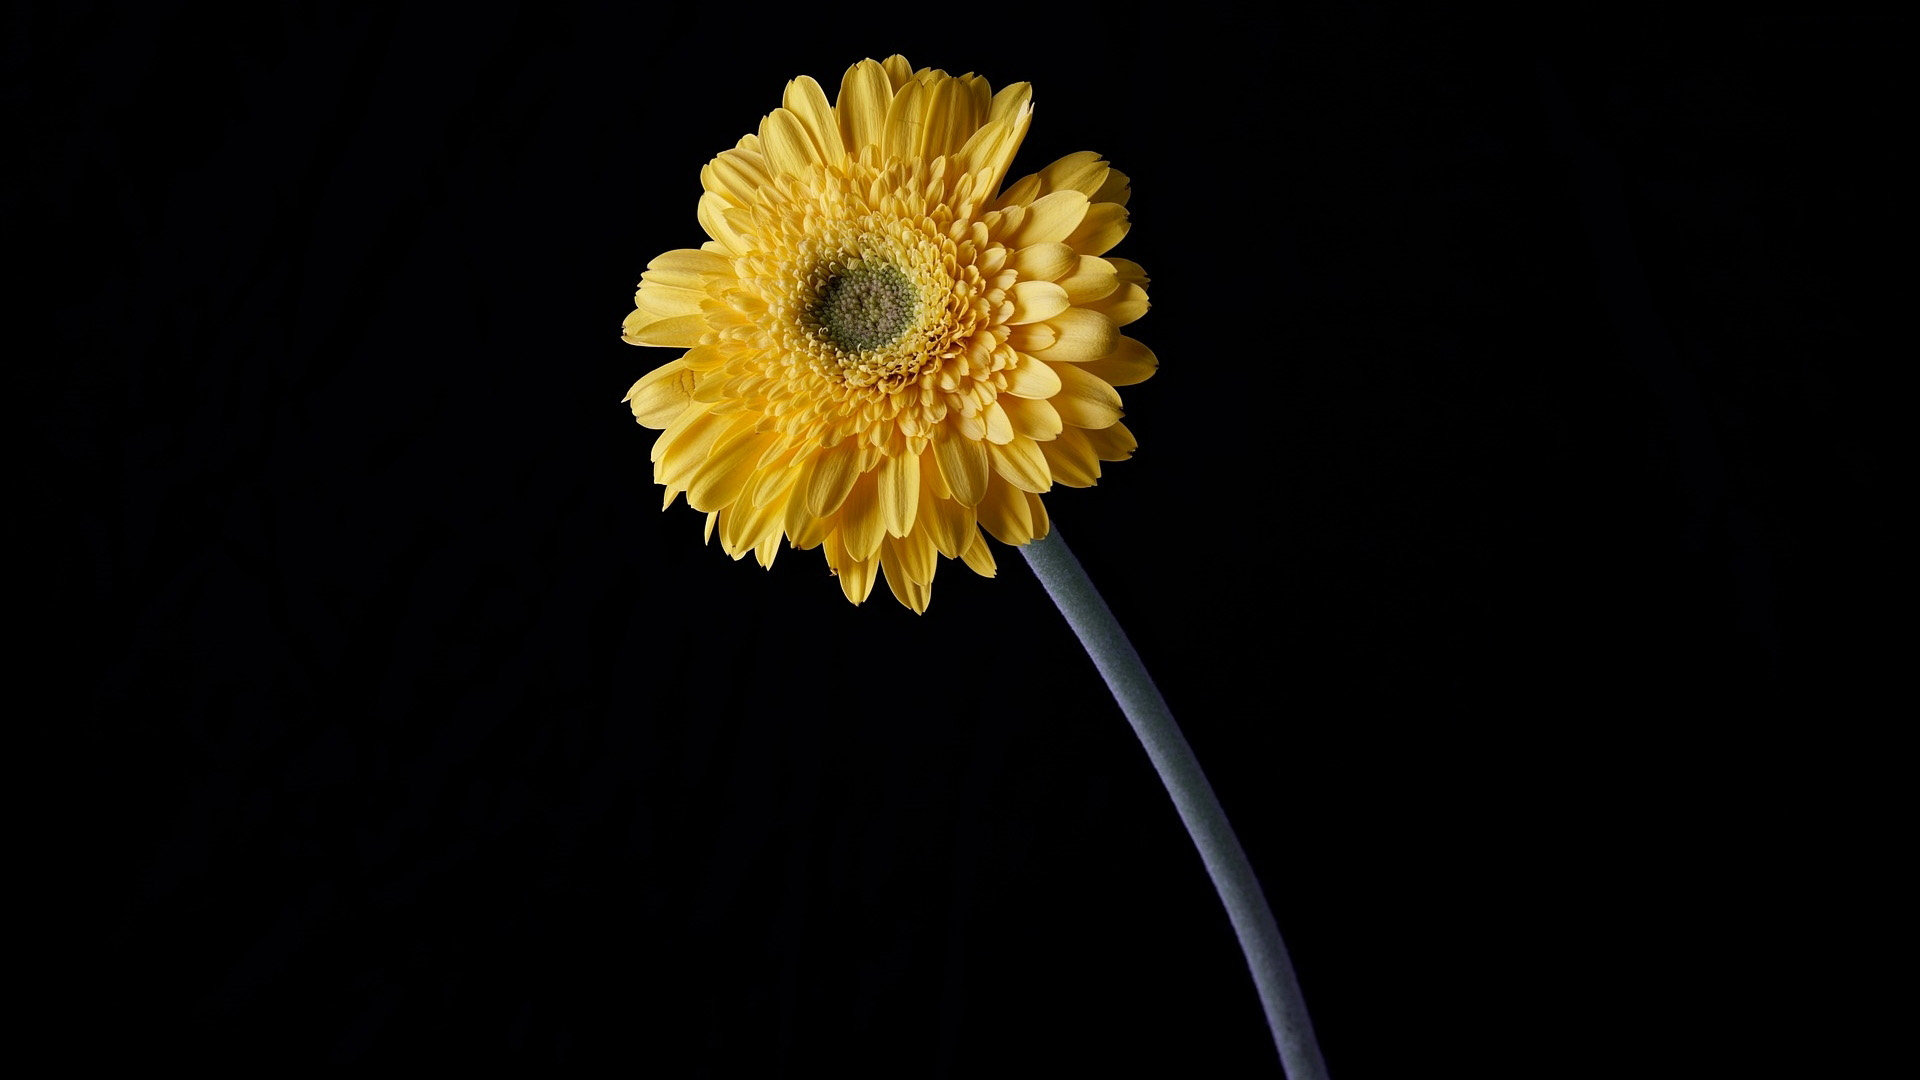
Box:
622, 56, 1154, 612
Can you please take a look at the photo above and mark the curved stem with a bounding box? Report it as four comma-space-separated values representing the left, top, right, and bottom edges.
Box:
1021, 529, 1329, 1079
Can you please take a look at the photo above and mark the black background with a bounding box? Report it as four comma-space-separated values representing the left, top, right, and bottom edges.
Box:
28, 4, 1897, 1074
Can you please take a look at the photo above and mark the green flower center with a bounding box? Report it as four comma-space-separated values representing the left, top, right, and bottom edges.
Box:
815, 263, 918, 353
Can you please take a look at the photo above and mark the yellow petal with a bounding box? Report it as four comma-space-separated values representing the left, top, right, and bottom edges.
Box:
1001, 353, 1062, 399
622, 308, 706, 348
1006, 322, 1055, 353
880, 55, 914, 92
749, 447, 800, 505
882, 77, 928, 162
1055, 256, 1120, 304
954, 119, 1019, 197
1035, 308, 1117, 362
1006, 280, 1070, 324
804, 441, 861, 517
1010, 242, 1077, 282
878, 539, 931, 614
924, 448, 952, 498
1041, 427, 1102, 486
783, 484, 831, 550
923, 498, 974, 559
987, 79, 1031, 125
919, 460, 973, 557
840, 560, 879, 605
653, 407, 729, 488
830, 534, 878, 605
643, 248, 733, 289
975, 475, 1034, 546
954, 408, 985, 445
981, 83, 1033, 192
959, 529, 997, 577
1052, 363, 1125, 429
700, 150, 770, 207
895, 527, 937, 586
838, 468, 885, 562
1024, 490, 1051, 540
981, 398, 1015, 444
714, 501, 747, 555
1066, 202, 1130, 257
837, 58, 892, 156
1002, 394, 1064, 441
624, 360, 695, 428
753, 530, 781, 569
1036, 151, 1110, 197
878, 451, 920, 537
630, 279, 706, 321
919, 76, 963, 162
941, 75, 992, 160
688, 431, 775, 513
1083, 420, 1137, 461
782, 75, 845, 169
697, 191, 751, 254
678, 342, 731, 372
722, 473, 790, 555
1109, 257, 1150, 287
1077, 334, 1159, 387
1007, 189, 1090, 247
932, 423, 988, 507
996, 171, 1042, 209
988, 435, 1052, 493
759, 107, 819, 180
962, 74, 995, 122
1085, 281, 1149, 326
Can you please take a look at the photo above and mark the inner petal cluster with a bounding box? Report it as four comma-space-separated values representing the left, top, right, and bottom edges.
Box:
717, 157, 1010, 444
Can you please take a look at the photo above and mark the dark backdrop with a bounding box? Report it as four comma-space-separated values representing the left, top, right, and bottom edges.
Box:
29, 5, 1895, 1074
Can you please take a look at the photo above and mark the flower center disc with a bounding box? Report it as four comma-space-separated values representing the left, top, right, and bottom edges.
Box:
814, 262, 918, 354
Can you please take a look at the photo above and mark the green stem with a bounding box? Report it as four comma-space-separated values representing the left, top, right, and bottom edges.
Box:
1021, 529, 1329, 1079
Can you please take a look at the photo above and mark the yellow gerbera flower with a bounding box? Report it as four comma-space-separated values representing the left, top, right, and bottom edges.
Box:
621, 55, 1154, 612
